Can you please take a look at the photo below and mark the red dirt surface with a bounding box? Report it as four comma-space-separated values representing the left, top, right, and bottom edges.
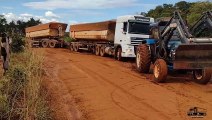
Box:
42, 48, 212, 120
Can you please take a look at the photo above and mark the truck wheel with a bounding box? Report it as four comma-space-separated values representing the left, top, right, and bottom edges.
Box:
116, 48, 122, 61
153, 59, 168, 83
42, 41, 48, 48
70, 44, 74, 51
74, 44, 79, 52
100, 46, 106, 57
95, 46, 100, 56
49, 41, 56, 48
193, 69, 211, 84
136, 44, 151, 73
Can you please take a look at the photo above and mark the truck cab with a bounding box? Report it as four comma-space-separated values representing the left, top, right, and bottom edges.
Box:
114, 15, 154, 58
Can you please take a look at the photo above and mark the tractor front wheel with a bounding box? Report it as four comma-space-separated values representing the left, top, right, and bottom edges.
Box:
153, 59, 168, 83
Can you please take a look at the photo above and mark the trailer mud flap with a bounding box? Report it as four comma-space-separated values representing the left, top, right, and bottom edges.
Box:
174, 44, 212, 69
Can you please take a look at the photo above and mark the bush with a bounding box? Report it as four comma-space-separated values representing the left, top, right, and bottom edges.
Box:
11, 34, 25, 53
0, 49, 52, 120
64, 36, 74, 42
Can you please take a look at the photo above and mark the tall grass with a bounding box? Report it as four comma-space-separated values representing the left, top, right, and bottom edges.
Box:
0, 48, 52, 120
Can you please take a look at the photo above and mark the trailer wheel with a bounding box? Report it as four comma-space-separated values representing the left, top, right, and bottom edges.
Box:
42, 41, 48, 48
100, 46, 106, 57
95, 46, 100, 56
70, 44, 74, 51
136, 44, 151, 73
49, 41, 56, 48
116, 47, 122, 61
74, 44, 80, 52
193, 69, 211, 84
153, 59, 168, 83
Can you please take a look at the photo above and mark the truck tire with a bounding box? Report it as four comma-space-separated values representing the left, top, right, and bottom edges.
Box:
136, 44, 151, 73
100, 46, 106, 57
193, 69, 211, 84
153, 59, 168, 83
95, 46, 100, 56
74, 44, 79, 52
49, 41, 56, 48
42, 41, 48, 48
115, 47, 122, 61
70, 44, 74, 51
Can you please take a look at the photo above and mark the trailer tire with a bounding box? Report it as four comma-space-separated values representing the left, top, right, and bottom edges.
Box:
136, 44, 151, 73
100, 46, 106, 57
153, 59, 168, 83
95, 45, 100, 56
42, 41, 48, 48
74, 44, 80, 52
70, 44, 74, 51
193, 69, 211, 84
49, 41, 56, 48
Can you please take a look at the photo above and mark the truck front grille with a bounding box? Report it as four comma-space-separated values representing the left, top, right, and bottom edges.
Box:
131, 39, 143, 46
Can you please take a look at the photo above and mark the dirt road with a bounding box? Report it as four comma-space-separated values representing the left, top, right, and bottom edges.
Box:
42, 48, 212, 120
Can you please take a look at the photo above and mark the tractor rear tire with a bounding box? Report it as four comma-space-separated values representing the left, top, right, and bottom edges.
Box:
193, 69, 211, 84
153, 59, 168, 83
42, 41, 48, 48
100, 46, 106, 57
136, 44, 151, 73
95, 46, 100, 56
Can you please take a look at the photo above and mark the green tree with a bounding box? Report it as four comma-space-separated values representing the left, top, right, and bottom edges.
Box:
146, 1, 211, 26
0, 15, 7, 33
147, 4, 175, 19
174, 1, 191, 19
187, 2, 212, 25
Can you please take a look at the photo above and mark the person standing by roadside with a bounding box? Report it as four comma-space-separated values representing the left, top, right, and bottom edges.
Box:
0, 32, 10, 75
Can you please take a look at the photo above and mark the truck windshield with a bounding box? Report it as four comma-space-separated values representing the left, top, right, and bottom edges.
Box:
128, 22, 150, 34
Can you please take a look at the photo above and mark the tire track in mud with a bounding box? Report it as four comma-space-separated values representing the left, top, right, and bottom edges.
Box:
43, 60, 82, 120
72, 62, 171, 120
43, 49, 212, 120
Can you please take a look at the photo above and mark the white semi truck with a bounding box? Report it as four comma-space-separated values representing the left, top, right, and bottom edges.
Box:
70, 15, 154, 60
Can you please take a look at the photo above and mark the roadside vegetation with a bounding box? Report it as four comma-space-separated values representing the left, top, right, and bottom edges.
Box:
147, 1, 212, 26
0, 1, 211, 120
0, 37, 52, 120
63, 32, 74, 43
0, 46, 51, 120
0, 16, 51, 119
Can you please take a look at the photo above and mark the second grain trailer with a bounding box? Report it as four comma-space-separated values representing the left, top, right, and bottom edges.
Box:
26, 22, 67, 48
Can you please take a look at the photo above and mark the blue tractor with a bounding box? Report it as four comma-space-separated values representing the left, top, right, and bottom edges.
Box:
136, 11, 212, 84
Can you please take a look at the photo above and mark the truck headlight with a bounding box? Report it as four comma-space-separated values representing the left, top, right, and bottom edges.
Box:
126, 49, 133, 53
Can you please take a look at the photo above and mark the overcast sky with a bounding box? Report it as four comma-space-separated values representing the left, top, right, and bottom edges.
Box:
0, 0, 209, 25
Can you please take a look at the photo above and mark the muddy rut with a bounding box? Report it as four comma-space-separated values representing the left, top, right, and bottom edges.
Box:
42, 48, 212, 120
